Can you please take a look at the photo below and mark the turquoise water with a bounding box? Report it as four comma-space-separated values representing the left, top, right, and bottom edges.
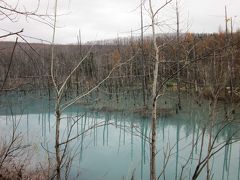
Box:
0, 91, 239, 180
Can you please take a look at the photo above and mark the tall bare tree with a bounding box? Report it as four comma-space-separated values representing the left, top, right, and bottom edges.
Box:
148, 0, 173, 179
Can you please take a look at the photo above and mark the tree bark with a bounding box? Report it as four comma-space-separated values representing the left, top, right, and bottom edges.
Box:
55, 103, 61, 180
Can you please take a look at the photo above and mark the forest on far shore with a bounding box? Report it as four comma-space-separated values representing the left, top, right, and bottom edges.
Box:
1, 32, 240, 105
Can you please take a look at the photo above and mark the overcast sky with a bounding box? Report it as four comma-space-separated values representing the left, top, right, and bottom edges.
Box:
1, 0, 240, 44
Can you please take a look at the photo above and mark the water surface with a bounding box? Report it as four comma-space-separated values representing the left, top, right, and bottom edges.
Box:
0, 91, 239, 180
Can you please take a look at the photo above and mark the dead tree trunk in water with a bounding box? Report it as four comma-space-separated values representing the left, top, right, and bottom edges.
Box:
76, 30, 83, 96
140, 0, 146, 106
176, 0, 181, 110
224, 5, 234, 117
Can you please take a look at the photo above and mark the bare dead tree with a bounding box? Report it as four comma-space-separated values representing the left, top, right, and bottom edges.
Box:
147, 0, 173, 179
50, 1, 140, 179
